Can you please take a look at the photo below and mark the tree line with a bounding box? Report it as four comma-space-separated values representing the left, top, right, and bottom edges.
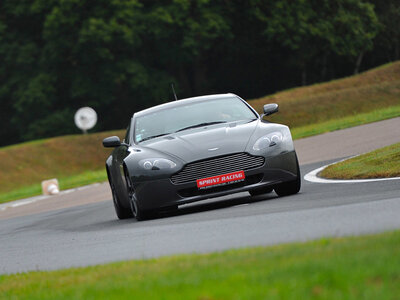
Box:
0, 0, 398, 146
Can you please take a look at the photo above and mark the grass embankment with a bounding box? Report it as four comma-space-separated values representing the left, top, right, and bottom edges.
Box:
320, 142, 400, 179
1, 230, 399, 299
0, 130, 124, 203
249, 61, 400, 137
291, 105, 400, 140
1, 61, 399, 203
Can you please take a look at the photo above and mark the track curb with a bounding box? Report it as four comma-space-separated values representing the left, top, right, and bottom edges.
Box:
304, 156, 400, 184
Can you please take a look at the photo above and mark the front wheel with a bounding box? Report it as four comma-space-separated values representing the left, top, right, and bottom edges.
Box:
274, 155, 301, 197
125, 171, 149, 221
129, 194, 149, 221
110, 179, 133, 219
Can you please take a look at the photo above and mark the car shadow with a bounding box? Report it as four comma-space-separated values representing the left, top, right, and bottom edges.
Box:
76, 192, 277, 231
153, 191, 278, 220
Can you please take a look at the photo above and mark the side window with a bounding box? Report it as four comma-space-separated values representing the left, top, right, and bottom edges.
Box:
124, 123, 131, 144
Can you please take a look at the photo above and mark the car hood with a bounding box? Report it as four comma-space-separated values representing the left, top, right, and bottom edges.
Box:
139, 120, 259, 163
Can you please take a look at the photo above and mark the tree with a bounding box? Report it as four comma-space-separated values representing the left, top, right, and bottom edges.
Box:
0, 0, 393, 146
0, 0, 173, 143
142, 0, 233, 96
254, 0, 379, 83
369, 0, 400, 62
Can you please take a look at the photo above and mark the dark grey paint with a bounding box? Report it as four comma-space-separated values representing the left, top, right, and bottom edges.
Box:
104, 94, 300, 219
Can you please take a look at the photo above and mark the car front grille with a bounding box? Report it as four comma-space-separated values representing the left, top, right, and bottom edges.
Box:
170, 152, 265, 184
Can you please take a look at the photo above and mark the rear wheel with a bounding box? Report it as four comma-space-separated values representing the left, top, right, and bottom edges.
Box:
274, 155, 301, 197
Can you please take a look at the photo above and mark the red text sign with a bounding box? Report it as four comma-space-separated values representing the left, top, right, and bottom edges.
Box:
197, 170, 245, 189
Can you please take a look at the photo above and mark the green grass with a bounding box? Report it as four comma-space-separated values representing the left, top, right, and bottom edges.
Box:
1, 106, 397, 204
0, 130, 123, 204
291, 105, 400, 139
248, 61, 400, 128
1, 61, 399, 204
320, 142, 400, 179
0, 169, 107, 204
1, 230, 399, 299
1, 104, 397, 204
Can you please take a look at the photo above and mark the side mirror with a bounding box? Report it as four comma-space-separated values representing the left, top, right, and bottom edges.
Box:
103, 136, 121, 148
262, 103, 279, 117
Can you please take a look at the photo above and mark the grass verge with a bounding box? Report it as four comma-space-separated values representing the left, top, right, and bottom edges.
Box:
0, 130, 123, 204
1, 104, 398, 204
1, 230, 399, 299
248, 61, 400, 129
320, 142, 400, 179
1, 62, 399, 204
0, 169, 107, 204
291, 105, 400, 139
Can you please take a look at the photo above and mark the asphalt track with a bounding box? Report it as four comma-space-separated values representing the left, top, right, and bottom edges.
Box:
1, 118, 399, 274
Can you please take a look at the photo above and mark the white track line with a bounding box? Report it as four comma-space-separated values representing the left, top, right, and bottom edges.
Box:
0, 183, 102, 212
304, 157, 400, 184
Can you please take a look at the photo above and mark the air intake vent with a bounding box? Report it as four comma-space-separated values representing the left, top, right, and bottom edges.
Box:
171, 153, 265, 184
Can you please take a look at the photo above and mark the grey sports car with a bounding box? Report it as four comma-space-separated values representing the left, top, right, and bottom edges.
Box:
103, 93, 300, 220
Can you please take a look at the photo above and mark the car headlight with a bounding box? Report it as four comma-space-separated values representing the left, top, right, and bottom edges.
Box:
139, 158, 177, 170
252, 129, 295, 151
253, 132, 283, 150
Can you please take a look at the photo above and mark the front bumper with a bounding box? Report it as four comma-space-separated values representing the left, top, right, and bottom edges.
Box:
133, 151, 298, 211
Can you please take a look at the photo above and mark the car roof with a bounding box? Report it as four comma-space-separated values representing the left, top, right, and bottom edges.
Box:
133, 93, 240, 118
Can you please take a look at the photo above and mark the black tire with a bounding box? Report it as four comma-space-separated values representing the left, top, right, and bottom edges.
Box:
129, 194, 149, 221
274, 155, 301, 197
125, 171, 149, 221
249, 187, 273, 196
110, 179, 133, 219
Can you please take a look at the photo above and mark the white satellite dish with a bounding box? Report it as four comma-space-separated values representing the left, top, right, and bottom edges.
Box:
74, 107, 97, 134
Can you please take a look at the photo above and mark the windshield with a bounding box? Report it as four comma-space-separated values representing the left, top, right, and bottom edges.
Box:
134, 97, 257, 143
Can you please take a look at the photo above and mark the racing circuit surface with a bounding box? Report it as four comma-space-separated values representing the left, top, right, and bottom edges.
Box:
1, 118, 400, 274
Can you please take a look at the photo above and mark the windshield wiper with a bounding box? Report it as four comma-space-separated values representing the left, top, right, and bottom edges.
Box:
175, 121, 227, 133
139, 133, 171, 143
